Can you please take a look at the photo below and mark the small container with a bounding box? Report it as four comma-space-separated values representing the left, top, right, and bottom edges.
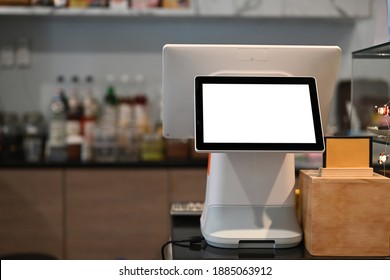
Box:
67, 135, 82, 162
165, 139, 190, 159
117, 126, 139, 162
141, 133, 164, 161
93, 125, 118, 162
1, 112, 24, 161
23, 112, 45, 162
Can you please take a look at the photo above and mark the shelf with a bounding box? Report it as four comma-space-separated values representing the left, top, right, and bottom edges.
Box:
0, 6, 194, 17
0, 0, 373, 18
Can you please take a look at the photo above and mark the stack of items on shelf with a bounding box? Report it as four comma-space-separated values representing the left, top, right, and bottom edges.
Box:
0, 111, 46, 162
47, 75, 96, 162
46, 73, 157, 162
0, 73, 203, 163
0, 0, 190, 9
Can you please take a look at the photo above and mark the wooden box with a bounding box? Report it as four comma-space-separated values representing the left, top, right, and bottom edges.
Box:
299, 170, 390, 256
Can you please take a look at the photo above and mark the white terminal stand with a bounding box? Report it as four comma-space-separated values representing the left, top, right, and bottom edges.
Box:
200, 152, 302, 249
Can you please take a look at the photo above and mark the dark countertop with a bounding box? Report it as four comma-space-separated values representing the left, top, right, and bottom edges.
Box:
0, 154, 318, 169
0, 159, 208, 169
169, 214, 390, 260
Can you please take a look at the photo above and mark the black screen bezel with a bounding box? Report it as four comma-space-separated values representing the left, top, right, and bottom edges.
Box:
194, 76, 324, 152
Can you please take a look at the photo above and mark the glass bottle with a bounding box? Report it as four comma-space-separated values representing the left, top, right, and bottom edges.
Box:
66, 75, 83, 162
66, 75, 83, 133
81, 75, 99, 162
117, 74, 138, 161
133, 74, 151, 137
117, 97, 139, 162
57, 75, 69, 114
47, 93, 67, 162
134, 94, 150, 137
93, 74, 118, 162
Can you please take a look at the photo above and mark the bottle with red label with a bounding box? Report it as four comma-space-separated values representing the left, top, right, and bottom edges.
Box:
47, 92, 67, 162
81, 75, 99, 162
66, 75, 83, 161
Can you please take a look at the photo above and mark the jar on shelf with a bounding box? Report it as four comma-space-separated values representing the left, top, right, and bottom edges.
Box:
47, 93, 67, 162
0, 112, 24, 161
165, 139, 190, 159
141, 133, 164, 161
117, 96, 139, 162
23, 111, 46, 162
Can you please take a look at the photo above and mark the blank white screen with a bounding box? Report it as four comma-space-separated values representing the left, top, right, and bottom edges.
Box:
202, 83, 317, 143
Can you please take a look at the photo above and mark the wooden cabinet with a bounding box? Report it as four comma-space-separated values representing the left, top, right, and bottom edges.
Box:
0, 169, 63, 259
65, 169, 170, 260
0, 166, 206, 259
168, 168, 207, 203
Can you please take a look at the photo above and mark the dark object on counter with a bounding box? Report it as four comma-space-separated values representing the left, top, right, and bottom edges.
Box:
67, 137, 82, 162
23, 112, 46, 162
335, 80, 351, 135
0, 112, 24, 161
